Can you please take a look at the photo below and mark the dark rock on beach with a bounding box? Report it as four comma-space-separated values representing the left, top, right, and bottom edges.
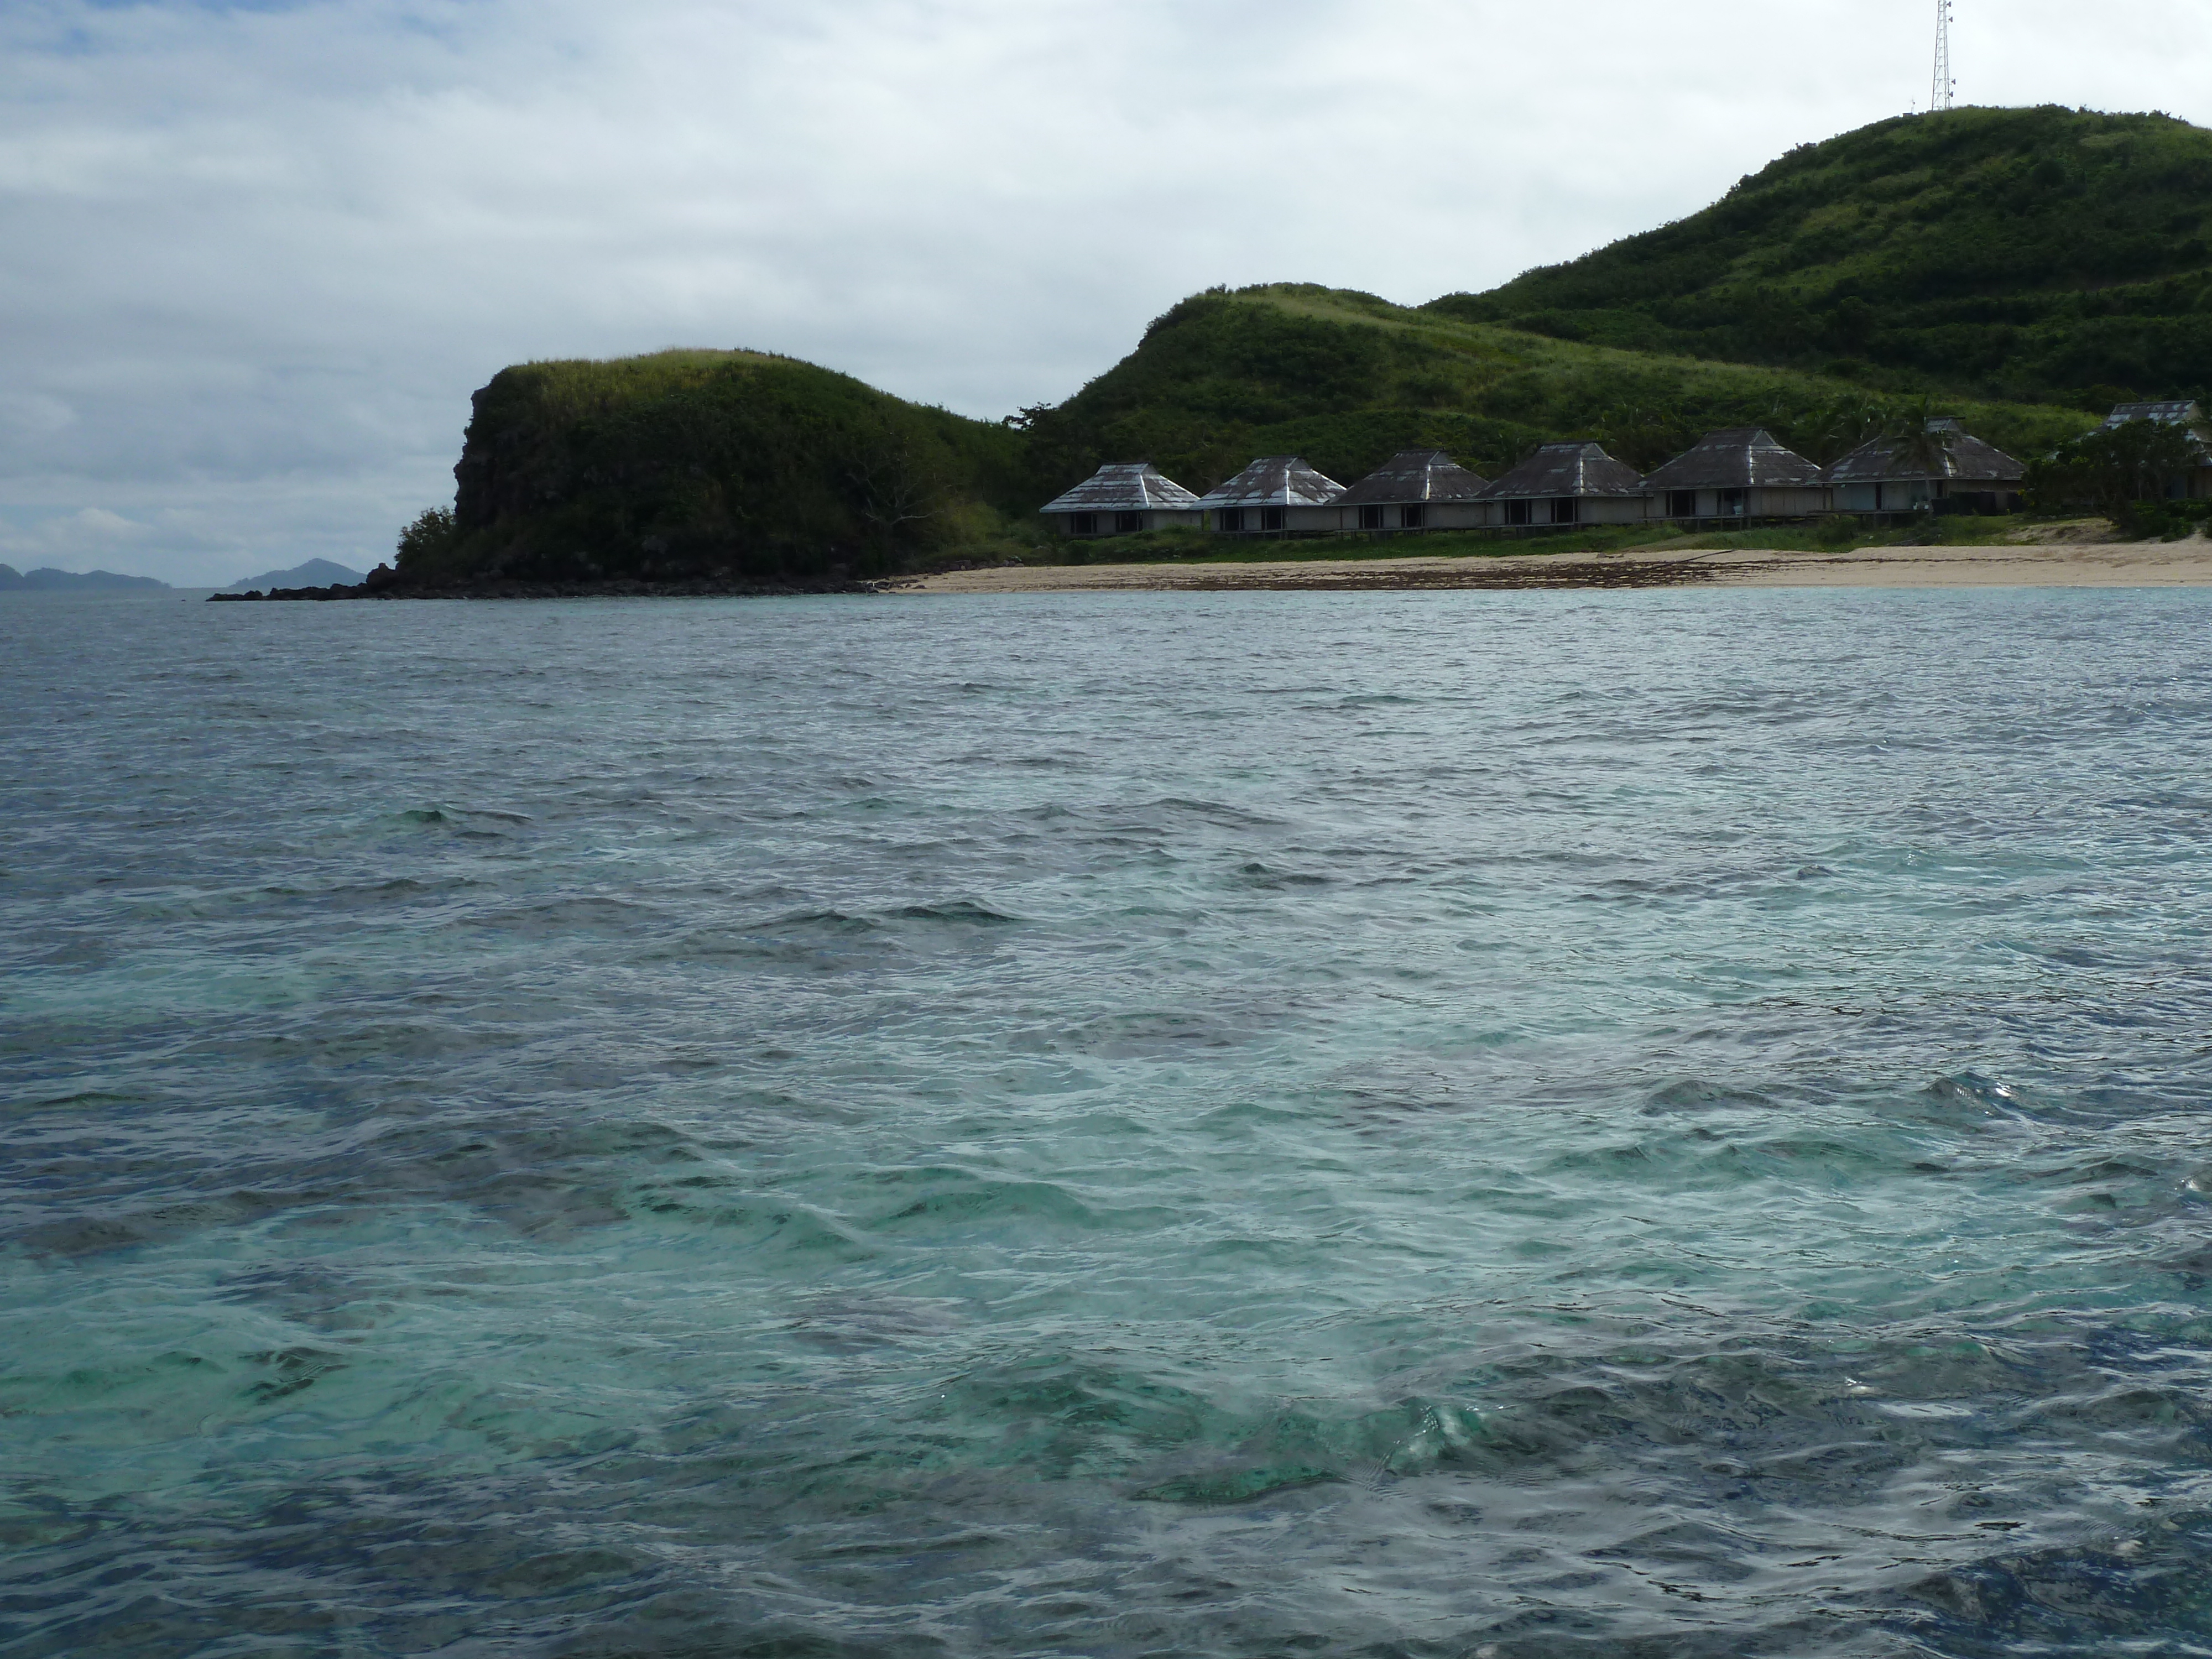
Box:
208, 562, 894, 601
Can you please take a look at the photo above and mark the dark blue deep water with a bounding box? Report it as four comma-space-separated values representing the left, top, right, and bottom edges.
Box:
7, 587, 2212, 1658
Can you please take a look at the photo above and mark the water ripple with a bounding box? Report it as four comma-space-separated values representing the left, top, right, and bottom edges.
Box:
6, 587, 2212, 1655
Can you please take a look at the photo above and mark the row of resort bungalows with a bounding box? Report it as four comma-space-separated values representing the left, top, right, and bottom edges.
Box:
1041, 403, 2212, 538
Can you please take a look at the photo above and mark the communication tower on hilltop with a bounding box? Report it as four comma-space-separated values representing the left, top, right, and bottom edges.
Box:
1931, 0, 1955, 112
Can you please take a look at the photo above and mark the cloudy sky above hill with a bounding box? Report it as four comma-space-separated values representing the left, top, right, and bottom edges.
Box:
4, 0, 2208, 584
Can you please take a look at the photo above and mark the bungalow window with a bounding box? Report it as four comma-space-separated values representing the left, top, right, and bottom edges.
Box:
1504, 499, 1533, 526
1359, 505, 1386, 530
1719, 489, 1746, 517
1400, 504, 1426, 529
1068, 513, 1097, 536
1261, 507, 1286, 533
1217, 508, 1244, 533
1115, 511, 1144, 534
1667, 490, 1697, 518
1551, 498, 1579, 525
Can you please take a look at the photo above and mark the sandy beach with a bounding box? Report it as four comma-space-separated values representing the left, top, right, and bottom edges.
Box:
902, 528, 2212, 594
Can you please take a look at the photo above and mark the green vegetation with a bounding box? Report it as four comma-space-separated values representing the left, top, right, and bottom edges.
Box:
1429, 106, 2212, 407
401, 349, 1032, 585
1021, 282, 2090, 499
2026, 417, 2206, 518
2123, 498, 2212, 540
413, 106, 2212, 583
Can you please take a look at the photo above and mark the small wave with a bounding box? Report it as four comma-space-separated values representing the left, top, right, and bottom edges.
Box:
889, 899, 1025, 926
1922, 1072, 2051, 1123
625, 1182, 877, 1259
861, 1168, 1131, 1233
242, 1345, 347, 1404
388, 805, 531, 833
1641, 1079, 1782, 1115
1126, 796, 1288, 830
16, 1189, 289, 1259
1231, 860, 1332, 889
755, 906, 879, 934
466, 895, 670, 937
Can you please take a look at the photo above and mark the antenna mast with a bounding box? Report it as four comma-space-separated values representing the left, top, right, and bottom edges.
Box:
1931, 0, 1954, 113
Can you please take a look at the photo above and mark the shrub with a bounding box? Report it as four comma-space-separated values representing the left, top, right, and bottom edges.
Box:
395, 506, 461, 573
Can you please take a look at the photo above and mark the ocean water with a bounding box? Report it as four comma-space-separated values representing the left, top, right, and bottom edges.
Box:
5, 586, 2212, 1658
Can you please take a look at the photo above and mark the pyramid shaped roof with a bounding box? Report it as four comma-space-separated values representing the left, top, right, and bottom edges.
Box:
1338, 449, 1491, 506
1196, 456, 1345, 509
1041, 462, 1202, 514
1481, 442, 1645, 499
1823, 422, 2025, 485
1642, 427, 1822, 491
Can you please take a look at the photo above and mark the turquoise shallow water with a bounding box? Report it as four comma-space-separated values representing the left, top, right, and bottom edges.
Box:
5, 586, 2212, 1657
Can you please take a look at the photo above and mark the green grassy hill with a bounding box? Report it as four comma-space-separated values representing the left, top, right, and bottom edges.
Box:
401, 350, 1031, 585
1025, 282, 2091, 499
1427, 106, 2212, 407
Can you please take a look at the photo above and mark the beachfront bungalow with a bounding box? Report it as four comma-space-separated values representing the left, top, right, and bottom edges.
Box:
1335, 449, 1491, 532
1040, 462, 1205, 537
1198, 456, 1345, 535
2101, 402, 2212, 499
1824, 418, 2026, 513
1481, 442, 1648, 526
1642, 427, 1827, 521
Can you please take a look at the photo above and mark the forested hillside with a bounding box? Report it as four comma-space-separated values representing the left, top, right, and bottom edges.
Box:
1428, 107, 2212, 405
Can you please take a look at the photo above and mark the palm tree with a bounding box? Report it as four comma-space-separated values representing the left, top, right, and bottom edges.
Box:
1884, 395, 1955, 483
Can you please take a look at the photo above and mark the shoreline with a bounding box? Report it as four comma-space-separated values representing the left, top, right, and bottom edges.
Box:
898, 536, 2212, 594
202, 532, 2212, 603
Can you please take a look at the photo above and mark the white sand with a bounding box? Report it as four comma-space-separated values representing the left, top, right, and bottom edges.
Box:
899, 529, 2212, 595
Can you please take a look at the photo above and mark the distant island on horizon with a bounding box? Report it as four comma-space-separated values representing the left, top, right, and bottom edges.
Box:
220, 559, 366, 593
0, 557, 373, 595
0, 563, 169, 593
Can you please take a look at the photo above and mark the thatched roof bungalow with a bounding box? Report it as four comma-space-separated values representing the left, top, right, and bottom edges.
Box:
1041, 463, 1204, 537
1642, 427, 1826, 520
1824, 418, 2025, 513
1337, 450, 1491, 531
1481, 442, 1648, 526
1198, 456, 1345, 535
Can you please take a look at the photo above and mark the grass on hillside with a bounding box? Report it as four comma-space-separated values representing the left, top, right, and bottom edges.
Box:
1031, 282, 2095, 508
1431, 106, 2212, 406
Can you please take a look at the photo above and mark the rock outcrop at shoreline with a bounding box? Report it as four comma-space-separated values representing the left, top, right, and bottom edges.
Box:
208, 563, 897, 601
388, 351, 1032, 594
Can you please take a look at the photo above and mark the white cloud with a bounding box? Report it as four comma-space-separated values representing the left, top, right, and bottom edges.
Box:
0, 503, 152, 568
1, 0, 2208, 583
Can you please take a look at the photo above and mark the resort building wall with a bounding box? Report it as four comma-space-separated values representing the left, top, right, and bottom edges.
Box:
1208, 505, 1343, 535
1051, 509, 1203, 537
1655, 486, 1829, 519
1490, 495, 1648, 527
1340, 502, 1493, 532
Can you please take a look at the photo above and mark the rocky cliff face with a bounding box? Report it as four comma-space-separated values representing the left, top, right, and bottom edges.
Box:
415, 349, 1027, 586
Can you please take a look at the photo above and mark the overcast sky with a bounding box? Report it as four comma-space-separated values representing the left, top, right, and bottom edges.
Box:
4, 0, 2208, 584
